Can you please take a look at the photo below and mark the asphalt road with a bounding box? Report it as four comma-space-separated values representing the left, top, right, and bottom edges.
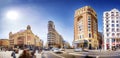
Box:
41, 50, 120, 58
41, 51, 63, 58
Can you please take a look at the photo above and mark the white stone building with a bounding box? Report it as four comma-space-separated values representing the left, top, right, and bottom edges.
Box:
103, 8, 120, 50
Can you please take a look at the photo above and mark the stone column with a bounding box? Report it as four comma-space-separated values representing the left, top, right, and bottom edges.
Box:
109, 39, 112, 50
104, 39, 107, 50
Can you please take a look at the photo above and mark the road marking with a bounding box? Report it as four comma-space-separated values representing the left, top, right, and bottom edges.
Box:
50, 51, 64, 58
69, 53, 86, 56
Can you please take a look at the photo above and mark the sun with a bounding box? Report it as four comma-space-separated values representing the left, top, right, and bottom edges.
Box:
6, 10, 20, 20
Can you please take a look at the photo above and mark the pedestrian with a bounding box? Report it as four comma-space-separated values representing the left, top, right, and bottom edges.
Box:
19, 49, 32, 58
31, 51, 36, 58
11, 49, 16, 58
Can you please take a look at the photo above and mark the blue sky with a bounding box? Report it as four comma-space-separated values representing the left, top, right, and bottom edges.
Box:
0, 0, 120, 45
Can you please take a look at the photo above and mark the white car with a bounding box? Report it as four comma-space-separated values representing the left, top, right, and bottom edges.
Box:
59, 48, 65, 51
74, 48, 82, 52
53, 48, 62, 53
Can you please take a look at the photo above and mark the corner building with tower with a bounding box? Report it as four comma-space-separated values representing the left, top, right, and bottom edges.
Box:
47, 21, 64, 49
73, 6, 99, 49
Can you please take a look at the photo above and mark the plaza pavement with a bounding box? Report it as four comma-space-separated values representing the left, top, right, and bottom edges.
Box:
0, 50, 42, 58
63, 49, 120, 58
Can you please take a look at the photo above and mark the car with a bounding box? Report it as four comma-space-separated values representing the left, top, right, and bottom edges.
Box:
74, 48, 82, 52
44, 48, 50, 51
53, 48, 62, 53
59, 48, 65, 51
83, 48, 89, 52
51, 48, 57, 51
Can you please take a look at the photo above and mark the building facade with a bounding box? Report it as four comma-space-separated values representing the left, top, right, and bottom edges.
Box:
63, 41, 71, 49
0, 39, 9, 47
98, 32, 103, 49
9, 25, 43, 48
73, 6, 99, 49
103, 9, 120, 50
47, 21, 63, 48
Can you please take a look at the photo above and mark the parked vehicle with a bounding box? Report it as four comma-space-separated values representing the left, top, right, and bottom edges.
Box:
44, 48, 50, 51
74, 48, 82, 52
59, 48, 65, 51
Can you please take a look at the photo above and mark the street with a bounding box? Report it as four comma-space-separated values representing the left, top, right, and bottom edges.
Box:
1, 49, 120, 58
41, 51, 63, 58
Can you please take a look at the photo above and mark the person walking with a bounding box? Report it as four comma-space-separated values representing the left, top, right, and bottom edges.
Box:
19, 49, 32, 58
31, 52, 36, 58
11, 49, 16, 58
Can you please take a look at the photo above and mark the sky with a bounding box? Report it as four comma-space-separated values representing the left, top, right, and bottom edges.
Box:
0, 0, 120, 46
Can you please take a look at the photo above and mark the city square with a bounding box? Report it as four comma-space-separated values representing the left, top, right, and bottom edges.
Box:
0, 0, 120, 58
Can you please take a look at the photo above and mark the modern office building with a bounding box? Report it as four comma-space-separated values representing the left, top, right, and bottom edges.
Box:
9, 25, 43, 48
103, 9, 120, 50
47, 21, 63, 48
73, 6, 99, 49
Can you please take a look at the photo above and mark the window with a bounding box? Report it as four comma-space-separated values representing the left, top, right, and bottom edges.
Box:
106, 21, 109, 23
106, 25, 109, 27
88, 24, 91, 25
117, 33, 120, 36
88, 16, 91, 19
116, 12, 118, 14
89, 33, 91, 38
106, 18, 108, 20
88, 26, 91, 28
111, 17, 114, 19
107, 39, 109, 42
116, 12, 119, 16
111, 14, 114, 16
112, 24, 114, 27
116, 17, 119, 19
89, 40, 91, 42
106, 13, 109, 17
107, 33, 109, 36
106, 29, 109, 32
112, 33, 115, 36
112, 39, 115, 42
88, 28, 91, 31
117, 28, 119, 32
112, 20, 114, 23
116, 24, 119, 27
116, 21, 119, 23
112, 28, 115, 32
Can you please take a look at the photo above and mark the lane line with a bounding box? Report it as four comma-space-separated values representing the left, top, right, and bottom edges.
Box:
50, 51, 64, 58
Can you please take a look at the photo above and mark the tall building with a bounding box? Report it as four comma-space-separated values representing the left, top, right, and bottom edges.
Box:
47, 21, 63, 48
103, 9, 120, 50
0, 39, 9, 47
9, 25, 43, 48
63, 41, 71, 49
73, 6, 99, 49
98, 32, 103, 49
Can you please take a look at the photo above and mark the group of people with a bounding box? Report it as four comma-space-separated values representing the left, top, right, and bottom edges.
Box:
0, 47, 7, 51
19, 49, 36, 58
11, 48, 42, 58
